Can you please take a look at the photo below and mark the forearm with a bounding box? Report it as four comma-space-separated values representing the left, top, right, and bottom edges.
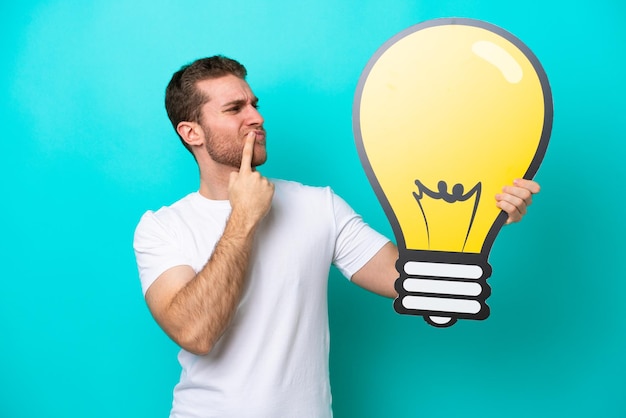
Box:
149, 132, 274, 355
164, 211, 257, 354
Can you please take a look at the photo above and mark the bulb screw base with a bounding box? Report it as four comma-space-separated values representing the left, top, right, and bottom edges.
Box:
393, 251, 492, 327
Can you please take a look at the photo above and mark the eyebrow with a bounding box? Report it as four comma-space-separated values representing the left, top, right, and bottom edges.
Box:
221, 96, 259, 109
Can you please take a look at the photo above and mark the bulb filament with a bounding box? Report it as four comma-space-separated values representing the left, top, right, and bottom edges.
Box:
413, 180, 482, 251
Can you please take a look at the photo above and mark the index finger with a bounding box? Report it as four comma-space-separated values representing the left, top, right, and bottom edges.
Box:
239, 131, 256, 172
513, 178, 541, 194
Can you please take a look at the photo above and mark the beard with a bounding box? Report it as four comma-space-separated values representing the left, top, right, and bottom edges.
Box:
203, 127, 267, 168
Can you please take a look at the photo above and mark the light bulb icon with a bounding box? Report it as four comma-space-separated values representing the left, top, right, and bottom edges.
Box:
353, 18, 552, 327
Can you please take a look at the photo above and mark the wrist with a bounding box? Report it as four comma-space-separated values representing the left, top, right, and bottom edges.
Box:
225, 208, 261, 239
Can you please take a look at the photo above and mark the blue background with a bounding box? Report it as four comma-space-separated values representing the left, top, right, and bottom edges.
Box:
2, 1, 625, 417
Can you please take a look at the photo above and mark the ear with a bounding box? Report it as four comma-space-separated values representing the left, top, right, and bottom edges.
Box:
176, 121, 205, 148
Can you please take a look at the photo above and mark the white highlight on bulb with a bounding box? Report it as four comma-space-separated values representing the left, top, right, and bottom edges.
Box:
472, 40, 523, 84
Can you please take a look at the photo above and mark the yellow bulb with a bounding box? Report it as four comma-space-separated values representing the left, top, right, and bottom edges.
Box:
354, 18, 552, 326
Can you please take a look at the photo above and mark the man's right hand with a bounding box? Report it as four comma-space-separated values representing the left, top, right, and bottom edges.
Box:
228, 131, 274, 228
145, 131, 274, 356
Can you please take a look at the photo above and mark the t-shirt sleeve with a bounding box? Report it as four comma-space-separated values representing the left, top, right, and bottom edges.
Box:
330, 191, 390, 280
133, 211, 192, 295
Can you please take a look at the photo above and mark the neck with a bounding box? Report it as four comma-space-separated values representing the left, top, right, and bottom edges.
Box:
195, 153, 239, 200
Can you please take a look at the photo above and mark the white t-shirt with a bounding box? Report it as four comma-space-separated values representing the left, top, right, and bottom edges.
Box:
133, 180, 389, 418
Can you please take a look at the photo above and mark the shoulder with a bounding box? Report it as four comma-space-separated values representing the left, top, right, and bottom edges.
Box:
273, 179, 329, 193
134, 193, 198, 235
151, 192, 198, 217
271, 179, 345, 212
272, 179, 336, 201
270, 179, 358, 222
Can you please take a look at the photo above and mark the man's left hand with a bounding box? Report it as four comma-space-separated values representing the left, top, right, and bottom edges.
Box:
496, 178, 541, 224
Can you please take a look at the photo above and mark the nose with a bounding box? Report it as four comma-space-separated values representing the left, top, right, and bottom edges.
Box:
246, 104, 264, 126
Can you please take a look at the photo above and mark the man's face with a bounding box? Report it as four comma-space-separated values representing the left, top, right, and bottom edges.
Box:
196, 74, 267, 168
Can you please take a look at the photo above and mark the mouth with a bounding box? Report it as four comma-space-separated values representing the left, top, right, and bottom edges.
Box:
251, 129, 266, 144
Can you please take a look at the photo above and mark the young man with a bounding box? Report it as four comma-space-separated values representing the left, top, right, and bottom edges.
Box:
133, 56, 540, 417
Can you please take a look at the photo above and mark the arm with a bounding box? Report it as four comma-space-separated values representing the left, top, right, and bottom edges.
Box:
144, 133, 274, 355
351, 241, 399, 298
352, 179, 540, 298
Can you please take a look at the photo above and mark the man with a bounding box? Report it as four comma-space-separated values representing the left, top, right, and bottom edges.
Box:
133, 56, 539, 417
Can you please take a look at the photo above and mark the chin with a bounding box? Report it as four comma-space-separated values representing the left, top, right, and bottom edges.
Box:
252, 157, 268, 168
